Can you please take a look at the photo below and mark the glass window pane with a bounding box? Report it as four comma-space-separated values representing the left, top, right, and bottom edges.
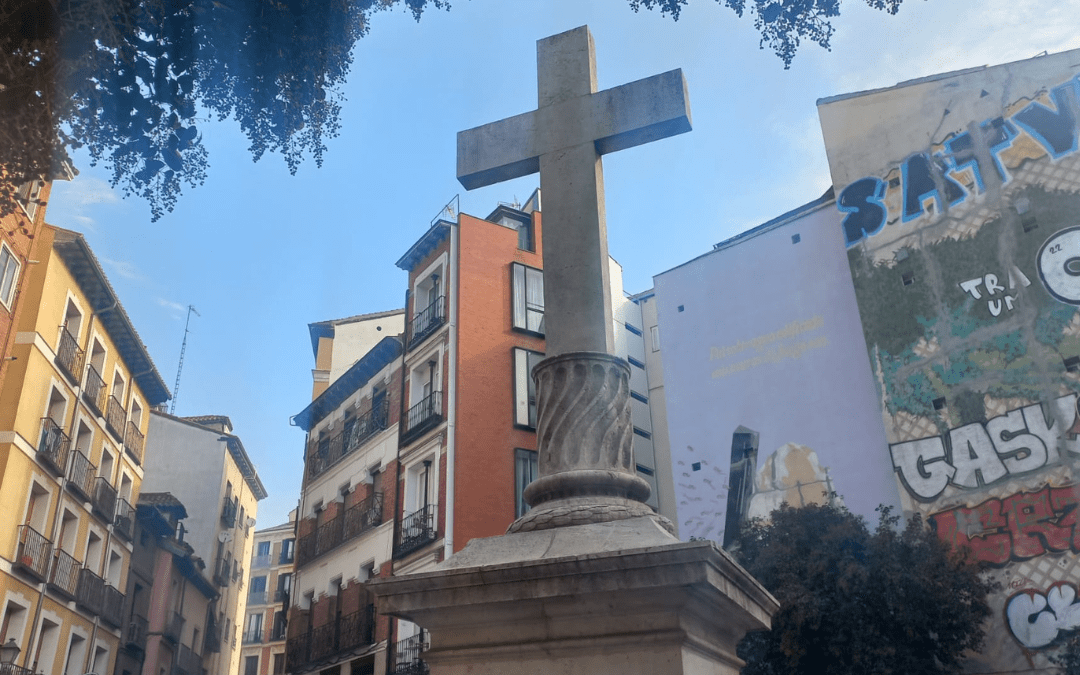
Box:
514, 349, 529, 426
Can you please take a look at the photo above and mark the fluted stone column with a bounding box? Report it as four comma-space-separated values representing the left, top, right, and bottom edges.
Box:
510, 352, 667, 533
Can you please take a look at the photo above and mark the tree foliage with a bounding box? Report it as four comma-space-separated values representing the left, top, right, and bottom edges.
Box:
629, 0, 901, 68
733, 502, 994, 675
0, 0, 447, 220
2, 0, 898, 221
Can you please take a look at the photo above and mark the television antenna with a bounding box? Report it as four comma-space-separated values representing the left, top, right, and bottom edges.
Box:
170, 305, 200, 415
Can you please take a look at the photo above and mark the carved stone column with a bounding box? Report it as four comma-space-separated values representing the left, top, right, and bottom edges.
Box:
509, 352, 672, 533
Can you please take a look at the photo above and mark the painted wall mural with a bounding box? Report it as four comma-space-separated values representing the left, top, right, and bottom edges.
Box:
821, 51, 1080, 672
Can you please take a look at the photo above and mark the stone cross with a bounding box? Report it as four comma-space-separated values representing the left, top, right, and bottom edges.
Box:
457, 25, 691, 358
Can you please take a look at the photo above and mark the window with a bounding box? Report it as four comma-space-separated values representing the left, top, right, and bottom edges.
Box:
279, 539, 294, 564
511, 263, 544, 334
257, 541, 270, 557
0, 243, 19, 309
244, 656, 259, 675
513, 348, 544, 429
250, 576, 267, 593
514, 449, 538, 518
650, 325, 660, 351
15, 179, 44, 222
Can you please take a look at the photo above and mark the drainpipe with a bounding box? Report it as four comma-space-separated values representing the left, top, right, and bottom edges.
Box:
443, 220, 459, 559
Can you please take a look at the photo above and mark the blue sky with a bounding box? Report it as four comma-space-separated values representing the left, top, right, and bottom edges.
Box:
47, 0, 1080, 527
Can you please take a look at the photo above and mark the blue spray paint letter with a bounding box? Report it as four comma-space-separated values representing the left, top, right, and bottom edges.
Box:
902, 153, 965, 222
838, 177, 887, 247
1013, 79, 1080, 159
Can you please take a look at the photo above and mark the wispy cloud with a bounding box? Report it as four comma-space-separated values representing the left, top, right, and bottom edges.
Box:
100, 257, 142, 281
47, 176, 123, 231
156, 298, 188, 320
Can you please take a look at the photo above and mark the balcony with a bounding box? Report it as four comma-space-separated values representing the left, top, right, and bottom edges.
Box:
126, 614, 149, 650
286, 632, 311, 673
309, 605, 376, 663
248, 589, 269, 606
47, 549, 80, 600
400, 391, 442, 446
83, 365, 107, 415
307, 400, 390, 480
213, 556, 231, 587
344, 492, 384, 540
221, 498, 238, 528
56, 325, 84, 384
408, 296, 446, 350
0, 664, 37, 675
105, 394, 126, 441
102, 584, 124, 628
242, 625, 263, 644
164, 611, 185, 644
395, 504, 437, 559
76, 567, 105, 615
37, 417, 71, 477
391, 631, 429, 675
204, 617, 221, 654
296, 495, 382, 568
175, 644, 203, 675
114, 498, 135, 541
252, 553, 271, 568
15, 525, 51, 582
125, 421, 145, 465
92, 476, 117, 523
67, 450, 96, 501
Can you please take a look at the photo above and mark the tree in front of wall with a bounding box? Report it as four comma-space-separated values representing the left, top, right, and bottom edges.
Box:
733, 502, 994, 675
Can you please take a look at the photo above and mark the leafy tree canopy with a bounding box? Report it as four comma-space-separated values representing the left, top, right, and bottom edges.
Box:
733, 502, 994, 675
2, 0, 900, 221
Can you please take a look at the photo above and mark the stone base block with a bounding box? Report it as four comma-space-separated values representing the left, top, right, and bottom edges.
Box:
369, 517, 777, 675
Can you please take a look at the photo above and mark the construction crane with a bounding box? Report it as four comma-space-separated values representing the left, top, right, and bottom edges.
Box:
170, 305, 200, 415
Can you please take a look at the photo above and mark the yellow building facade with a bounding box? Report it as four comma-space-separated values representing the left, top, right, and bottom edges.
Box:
0, 226, 170, 675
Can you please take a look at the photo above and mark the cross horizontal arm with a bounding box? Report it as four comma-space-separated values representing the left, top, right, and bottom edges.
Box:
457, 69, 692, 192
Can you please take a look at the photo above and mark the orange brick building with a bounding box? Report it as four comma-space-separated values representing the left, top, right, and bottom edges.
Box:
287, 190, 664, 675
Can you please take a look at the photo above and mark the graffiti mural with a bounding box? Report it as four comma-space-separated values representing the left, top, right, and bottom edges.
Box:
1007, 582, 1080, 649
819, 49, 1080, 671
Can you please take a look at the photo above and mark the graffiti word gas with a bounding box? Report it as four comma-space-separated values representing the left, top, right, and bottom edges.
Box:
1006, 582, 1080, 649
932, 484, 1080, 565
890, 394, 1080, 500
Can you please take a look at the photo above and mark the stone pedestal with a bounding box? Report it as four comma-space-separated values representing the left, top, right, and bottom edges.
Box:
369, 517, 778, 675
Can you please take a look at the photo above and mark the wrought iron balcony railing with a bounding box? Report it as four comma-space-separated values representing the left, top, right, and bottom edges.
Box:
213, 556, 231, 587
309, 605, 376, 663
92, 476, 117, 523
114, 498, 135, 541
125, 421, 145, 465
83, 364, 107, 414
395, 504, 437, 559
37, 417, 70, 477
221, 498, 238, 528
15, 525, 52, 581
286, 632, 311, 673
408, 296, 446, 349
102, 584, 125, 627
401, 391, 442, 445
105, 394, 126, 440
76, 567, 105, 615
296, 493, 384, 567
164, 611, 185, 643
0, 662, 37, 675
47, 549, 80, 600
126, 614, 149, 650
242, 626, 263, 644
67, 449, 96, 501
391, 630, 429, 675
175, 644, 202, 675
306, 399, 390, 480
56, 325, 84, 383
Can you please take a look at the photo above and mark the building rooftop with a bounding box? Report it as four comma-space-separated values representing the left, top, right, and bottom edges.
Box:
307, 308, 404, 358
50, 227, 171, 404
151, 410, 269, 500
